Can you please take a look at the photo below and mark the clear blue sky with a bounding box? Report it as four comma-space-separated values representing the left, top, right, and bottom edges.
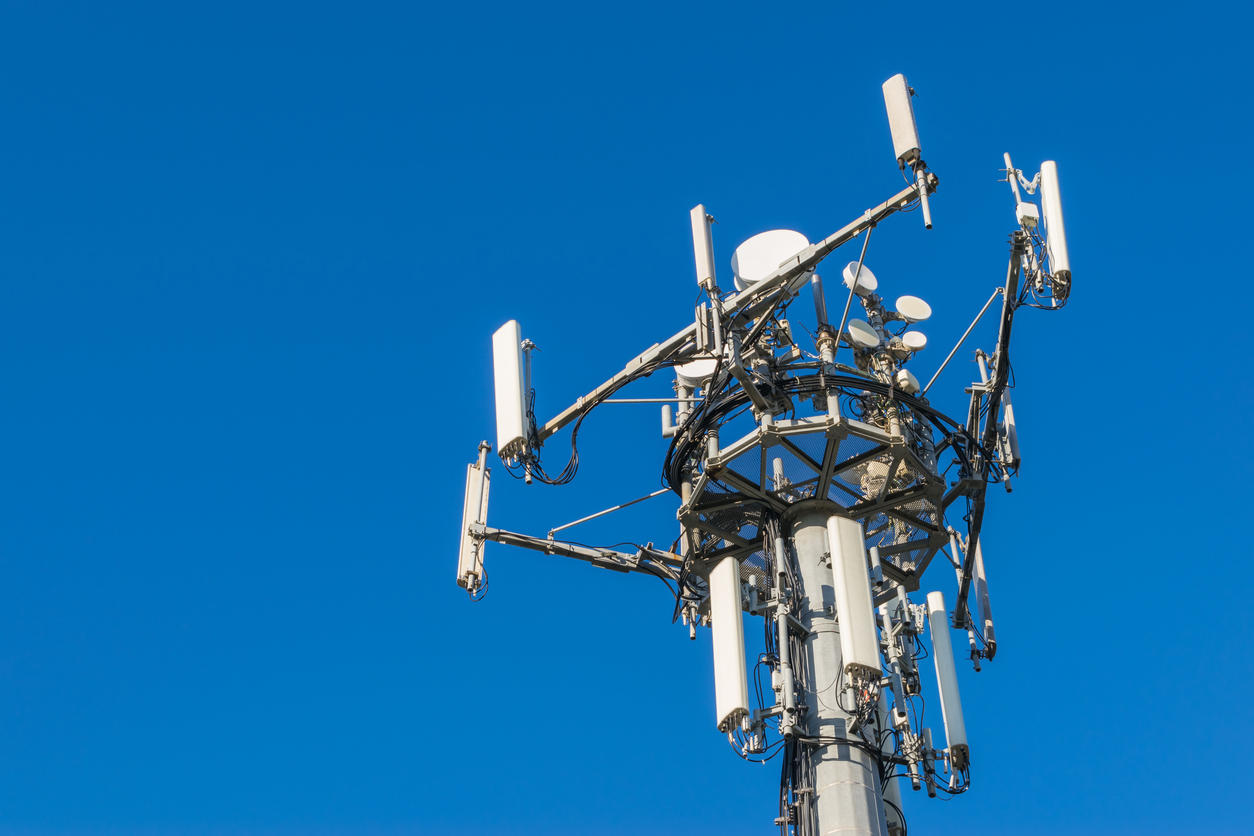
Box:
0, 2, 1247, 834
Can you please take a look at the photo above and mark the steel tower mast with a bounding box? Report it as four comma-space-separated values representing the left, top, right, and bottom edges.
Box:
456, 74, 1072, 835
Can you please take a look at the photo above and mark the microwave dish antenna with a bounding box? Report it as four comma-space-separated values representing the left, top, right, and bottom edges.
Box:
846, 318, 881, 349
842, 261, 878, 295
730, 229, 810, 292
896, 295, 932, 322
902, 330, 928, 351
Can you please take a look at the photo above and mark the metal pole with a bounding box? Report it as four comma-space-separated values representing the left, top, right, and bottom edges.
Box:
921, 286, 1003, 396
788, 504, 888, 836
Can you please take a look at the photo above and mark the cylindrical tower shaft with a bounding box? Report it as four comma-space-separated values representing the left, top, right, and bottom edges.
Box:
789, 505, 887, 836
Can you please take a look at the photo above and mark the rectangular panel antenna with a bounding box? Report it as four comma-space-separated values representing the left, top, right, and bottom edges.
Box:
826, 515, 880, 678
926, 591, 969, 770
882, 74, 921, 167
972, 540, 996, 658
709, 555, 749, 732
1039, 161, 1071, 286
457, 443, 491, 592
690, 204, 717, 292
491, 320, 528, 459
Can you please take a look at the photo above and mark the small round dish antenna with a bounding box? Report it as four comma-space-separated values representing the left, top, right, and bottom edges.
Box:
676, 358, 719, 388
902, 331, 927, 352
730, 230, 811, 292
846, 319, 880, 349
842, 262, 878, 295
895, 295, 932, 323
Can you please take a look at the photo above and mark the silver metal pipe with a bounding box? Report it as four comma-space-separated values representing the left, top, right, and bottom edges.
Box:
603, 397, 702, 404
546, 488, 671, 538
811, 273, 830, 327
914, 167, 933, 229
922, 286, 1003, 396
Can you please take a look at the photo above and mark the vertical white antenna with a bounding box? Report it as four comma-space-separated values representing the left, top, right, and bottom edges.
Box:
1039, 161, 1070, 289
456, 442, 491, 592
972, 540, 996, 656
709, 555, 749, 732
882, 73, 932, 229
826, 515, 880, 678
926, 591, 969, 769
491, 320, 527, 460
883, 74, 921, 165
690, 204, 718, 293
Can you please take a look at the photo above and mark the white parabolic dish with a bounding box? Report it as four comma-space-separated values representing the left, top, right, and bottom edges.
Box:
846, 319, 880, 349
676, 358, 719, 388
902, 331, 927, 351
842, 261, 878, 295
895, 295, 932, 322
730, 229, 810, 292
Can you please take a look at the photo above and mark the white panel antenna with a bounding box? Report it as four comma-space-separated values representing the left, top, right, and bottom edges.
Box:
926, 591, 969, 770
457, 442, 491, 593
690, 204, 718, 292
1039, 161, 1071, 290
882, 74, 920, 167
882, 73, 933, 229
1000, 391, 1020, 467
709, 555, 750, 732
972, 540, 996, 655
826, 515, 880, 679
491, 320, 528, 460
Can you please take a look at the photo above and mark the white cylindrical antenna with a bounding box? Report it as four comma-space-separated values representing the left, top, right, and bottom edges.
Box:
457, 442, 492, 592
709, 555, 750, 732
491, 320, 528, 460
926, 591, 969, 770
690, 204, 718, 292
1039, 161, 1071, 290
826, 515, 880, 679
882, 74, 920, 168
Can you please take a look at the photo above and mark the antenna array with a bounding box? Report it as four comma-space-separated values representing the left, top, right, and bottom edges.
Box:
455, 74, 1072, 835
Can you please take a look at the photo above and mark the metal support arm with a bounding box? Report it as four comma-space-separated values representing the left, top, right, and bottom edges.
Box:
472, 524, 685, 576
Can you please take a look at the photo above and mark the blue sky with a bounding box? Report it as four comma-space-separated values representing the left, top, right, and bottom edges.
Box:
0, 2, 1248, 834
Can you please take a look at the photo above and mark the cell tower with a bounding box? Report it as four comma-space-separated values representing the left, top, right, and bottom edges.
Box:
456, 74, 1071, 835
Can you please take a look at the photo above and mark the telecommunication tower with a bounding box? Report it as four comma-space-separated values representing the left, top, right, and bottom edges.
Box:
456, 74, 1072, 835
